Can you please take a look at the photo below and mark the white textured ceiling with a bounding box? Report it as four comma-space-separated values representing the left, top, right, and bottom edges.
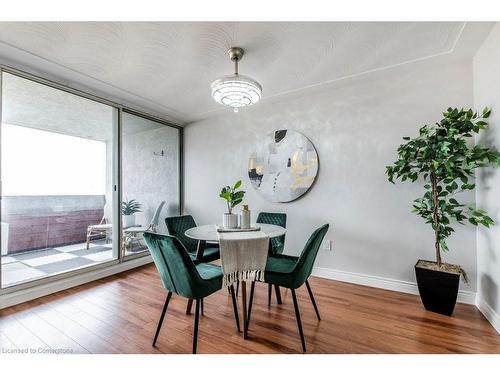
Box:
2, 72, 165, 141
0, 22, 492, 123
2, 72, 113, 140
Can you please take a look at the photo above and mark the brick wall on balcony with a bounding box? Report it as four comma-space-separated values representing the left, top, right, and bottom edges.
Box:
2, 195, 106, 254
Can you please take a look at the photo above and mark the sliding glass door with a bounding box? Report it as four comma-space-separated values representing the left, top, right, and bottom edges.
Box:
0, 68, 182, 291
121, 111, 181, 258
0, 71, 118, 288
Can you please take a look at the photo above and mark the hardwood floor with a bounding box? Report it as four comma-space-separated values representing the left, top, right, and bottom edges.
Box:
1, 263, 499, 354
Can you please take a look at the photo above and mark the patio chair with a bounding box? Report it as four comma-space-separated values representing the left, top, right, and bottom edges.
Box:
86, 216, 112, 249
123, 201, 166, 251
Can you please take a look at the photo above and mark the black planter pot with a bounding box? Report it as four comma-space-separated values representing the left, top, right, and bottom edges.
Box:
415, 259, 460, 316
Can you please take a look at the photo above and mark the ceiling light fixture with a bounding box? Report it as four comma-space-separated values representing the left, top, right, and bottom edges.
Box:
211, 47, 262, 113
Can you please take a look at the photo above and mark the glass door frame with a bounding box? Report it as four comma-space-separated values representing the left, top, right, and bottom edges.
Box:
119, 108, 183, 261
0, 65, 183, 294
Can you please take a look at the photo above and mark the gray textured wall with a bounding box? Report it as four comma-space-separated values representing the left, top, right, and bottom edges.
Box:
122, 124, 180, 234
184, 56, 477, 292
474, 23, 500, 317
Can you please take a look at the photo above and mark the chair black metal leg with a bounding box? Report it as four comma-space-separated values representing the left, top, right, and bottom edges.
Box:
236, 280, 240, 297
186, 299, 193, 315
291, 289, 306, 353
152, 291, 172, 347
201, 298, 204, 316
192, 299, 201, 354
246, 281, 255, 334
305, 280, 321, 320
268, 284, 272, 308
230, 285, 241, 332
274, 285, 282, 304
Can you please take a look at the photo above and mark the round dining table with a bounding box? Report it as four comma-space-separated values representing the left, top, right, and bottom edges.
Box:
185, 223, 287, 338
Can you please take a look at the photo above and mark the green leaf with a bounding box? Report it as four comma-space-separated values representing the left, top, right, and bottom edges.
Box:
233, 191, 245, 199
231, 198, 243, 208
469, 217, 478, 225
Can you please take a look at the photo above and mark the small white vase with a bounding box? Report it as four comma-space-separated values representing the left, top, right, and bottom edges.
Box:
222, 213, 238, 229
123, 214, 136, 228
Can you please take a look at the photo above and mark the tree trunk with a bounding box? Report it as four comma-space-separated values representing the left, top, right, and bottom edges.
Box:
430, 172, 442, 266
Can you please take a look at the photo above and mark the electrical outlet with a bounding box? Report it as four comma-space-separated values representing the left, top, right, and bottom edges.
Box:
322, 239, 332, 251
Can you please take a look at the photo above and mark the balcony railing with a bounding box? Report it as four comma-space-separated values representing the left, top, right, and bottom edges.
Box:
1, 195, 105, 255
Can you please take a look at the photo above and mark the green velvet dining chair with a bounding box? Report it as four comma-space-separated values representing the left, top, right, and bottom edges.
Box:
256, 212, 287, 307
165, 215, 220, 263
245, 224, 329, 352
257, 212, 287, 255
143, 232, 240, 354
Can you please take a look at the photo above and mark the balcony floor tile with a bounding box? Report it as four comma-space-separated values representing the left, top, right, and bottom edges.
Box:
22, 252, 78, 267
34, 257, 96, 274
11, 248, 61, 261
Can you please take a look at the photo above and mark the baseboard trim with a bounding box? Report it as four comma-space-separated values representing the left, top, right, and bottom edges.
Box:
0, 256, 153, 309
312, 266, 476, 305
476, 295, 500, 334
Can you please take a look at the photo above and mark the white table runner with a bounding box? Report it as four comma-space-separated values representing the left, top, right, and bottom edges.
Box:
217, 231, 269, 287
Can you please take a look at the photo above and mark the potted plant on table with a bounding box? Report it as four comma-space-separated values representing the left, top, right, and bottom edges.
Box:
219, 180, 246, 228
122, 198, 142, 228
386, 107, 500, 316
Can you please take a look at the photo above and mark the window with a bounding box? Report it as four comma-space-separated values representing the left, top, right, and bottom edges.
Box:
1, 71, 117, 288
0, 69, 181, 291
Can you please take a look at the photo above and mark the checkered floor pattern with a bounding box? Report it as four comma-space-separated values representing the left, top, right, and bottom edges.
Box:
1, 241, 117, 287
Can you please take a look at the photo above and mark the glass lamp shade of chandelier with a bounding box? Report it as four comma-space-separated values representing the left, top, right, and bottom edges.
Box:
211, 74, 262, 112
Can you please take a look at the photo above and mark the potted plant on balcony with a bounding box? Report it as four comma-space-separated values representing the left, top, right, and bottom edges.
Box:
122, 198, 142, 228
219, 180, 245, 228
386, 107, 500, 316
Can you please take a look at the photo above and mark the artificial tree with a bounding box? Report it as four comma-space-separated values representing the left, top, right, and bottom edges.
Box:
386, 107, 500, 273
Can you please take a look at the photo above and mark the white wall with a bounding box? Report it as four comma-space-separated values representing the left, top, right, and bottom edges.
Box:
474, 23, 500, 330
184, 56, 477, 293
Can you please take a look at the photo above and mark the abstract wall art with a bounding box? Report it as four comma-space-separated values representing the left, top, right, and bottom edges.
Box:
248, 129, 319, 203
